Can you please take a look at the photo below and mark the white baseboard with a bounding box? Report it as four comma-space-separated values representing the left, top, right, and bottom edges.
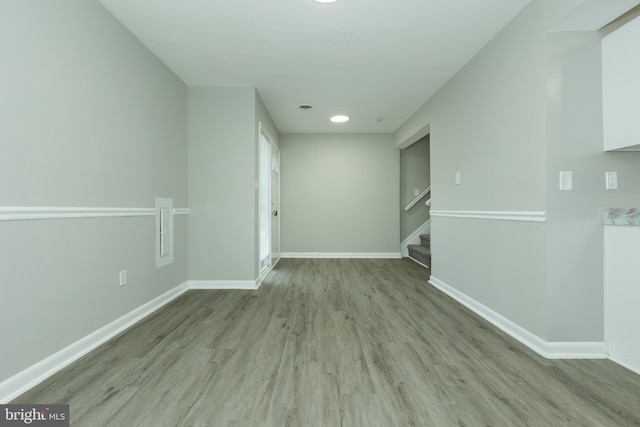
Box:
0, 281, 189, 404
407, 256, 430, 270
608, 356, 640, 376
188, 280, 259, 290
281, 252, 402, 259
545, 342, 607, 359
401, 220, 430, 257
428, 276, 606, 360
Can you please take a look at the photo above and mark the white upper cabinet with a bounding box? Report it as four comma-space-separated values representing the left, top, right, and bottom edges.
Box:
602, 16, 640, 151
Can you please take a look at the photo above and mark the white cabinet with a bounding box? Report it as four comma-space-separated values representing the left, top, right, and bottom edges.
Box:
602, 16, 640, 151
604, 213, 640, 374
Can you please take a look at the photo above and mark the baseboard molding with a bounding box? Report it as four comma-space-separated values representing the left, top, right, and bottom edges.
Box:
407, 256, 430, 270
545, 342, 607, 359
400, 220, 430, 257
608, 356, 640, 376
0, 281, 190, 404
188, 280, 259, 290
281, 252, 402, 259
428, 276, 606, 360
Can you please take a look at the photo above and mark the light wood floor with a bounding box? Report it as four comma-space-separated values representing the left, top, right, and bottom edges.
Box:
14, 258, 640, 426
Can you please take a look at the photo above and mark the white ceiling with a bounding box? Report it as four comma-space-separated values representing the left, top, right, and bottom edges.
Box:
98, 0, 532, 134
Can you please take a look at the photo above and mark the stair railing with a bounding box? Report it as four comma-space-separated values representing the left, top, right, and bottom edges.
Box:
404, 186, 430, 211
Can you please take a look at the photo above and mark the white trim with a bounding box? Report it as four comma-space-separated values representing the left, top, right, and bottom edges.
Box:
0, 206, 190, 221
545, 342, 607, 360
428, 276, 547, 357
0, 207, 154, 221
258, 121, 276, 147
281, 252, 402, 259
401, 220, 430, 257
608, 356, 640, 376
429, 210, 546, 223
0, 281, 189, 404
407, 256, 430, 270
257, 257, 280, 287
404, 186, 431, 211
188, 280, 259, 290
155, 198, 174, 268
428, 276, 606, 359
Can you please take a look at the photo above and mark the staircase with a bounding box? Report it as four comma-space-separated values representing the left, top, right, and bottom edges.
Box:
407, 234, 431, 268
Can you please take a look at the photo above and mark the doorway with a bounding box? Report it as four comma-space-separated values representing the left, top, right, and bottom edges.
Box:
271, 143, 281, 264
259, 122, 280, 276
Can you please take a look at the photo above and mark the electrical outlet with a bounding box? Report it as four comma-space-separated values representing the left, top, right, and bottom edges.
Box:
119, 270, 127, 287
606, 171, 618, 190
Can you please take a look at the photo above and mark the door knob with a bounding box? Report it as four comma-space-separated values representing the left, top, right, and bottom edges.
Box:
272, 210, 278, 216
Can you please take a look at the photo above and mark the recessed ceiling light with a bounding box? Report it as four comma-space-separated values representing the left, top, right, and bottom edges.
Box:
330, 115, 350, 123
313, 0, 340, 3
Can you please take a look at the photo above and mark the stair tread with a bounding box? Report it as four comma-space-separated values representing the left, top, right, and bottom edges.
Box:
419, 234, 430, 239
407, 244, 431, 257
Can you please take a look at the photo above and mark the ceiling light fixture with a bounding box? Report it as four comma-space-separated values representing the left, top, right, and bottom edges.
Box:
299, 105, 313, 110
330, 115, 350, 123
313, 0, 340, 3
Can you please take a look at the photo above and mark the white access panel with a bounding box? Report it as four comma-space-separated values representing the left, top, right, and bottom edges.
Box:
605, 225, 640, 374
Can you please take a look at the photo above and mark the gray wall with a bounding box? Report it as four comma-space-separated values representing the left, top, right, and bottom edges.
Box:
545, 28, 640, 341
400, 135, 430, 241
280, 134, 399, 254
394, 0, 640, 343
394, 0, 582, 340
188, 87, 257, 281
0, 0, 188, 383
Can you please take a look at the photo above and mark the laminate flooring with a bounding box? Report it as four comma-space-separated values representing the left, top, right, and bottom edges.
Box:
14, 258, 640, 426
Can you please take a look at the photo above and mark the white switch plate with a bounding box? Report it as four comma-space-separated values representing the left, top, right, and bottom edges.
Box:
414, 189, 420, 196
119, 270, 127, 287
559, 171, 572, 191
455, 172, 461, 185
605, 171, 618, 190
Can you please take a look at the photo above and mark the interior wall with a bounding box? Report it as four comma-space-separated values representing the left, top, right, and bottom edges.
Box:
187, 87, 257, 281
393, 0, 584, 340
400, 135, 430, 241
0, 0, 188, 384
545, 29, 640, 342
280, 134, 399, 255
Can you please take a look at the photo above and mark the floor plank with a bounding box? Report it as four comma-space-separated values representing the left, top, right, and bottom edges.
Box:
13, 258, 640, 426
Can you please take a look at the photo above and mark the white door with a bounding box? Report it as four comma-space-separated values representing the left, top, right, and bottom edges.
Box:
271, 144, 281, 264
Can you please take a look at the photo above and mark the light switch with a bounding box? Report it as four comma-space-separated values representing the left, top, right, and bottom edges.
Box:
414, 189, 420, 196
606, 171, 618, 190
559, 171, 572, 191
455, 172, 461, 185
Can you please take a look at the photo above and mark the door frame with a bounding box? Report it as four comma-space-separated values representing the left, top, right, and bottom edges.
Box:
258, 122, 280, 281
270, 142, 281, 265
